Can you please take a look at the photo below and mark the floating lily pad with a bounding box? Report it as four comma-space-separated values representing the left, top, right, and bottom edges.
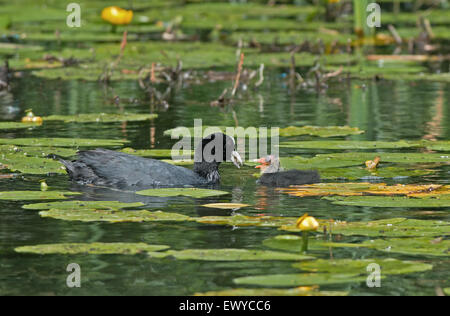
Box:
23, 201, 145, 211
0, 191, 80, 201
281, 218, 450, 238
164, 248, 314, 261
325, 195, 450, 208
39, 209, 193, 223
329, 218, 450, 238
195, 288, 348, 296
43, 113, 158, 123
161, 159, 194, 166
293, 258, 433, 275
234, 273, 368, 287
0, 138, 127, 147
316, 152, 450, 164
263, 235, 362, 252
280, 156, 362, 170
320, 166, 435, 180
420, 141, 450, 152
280, 153, 449, 171
278, 183, 450, 198
15, 243, 169, 255
197, 214, 296, 228
0, 154, 66, 174
279, 126, 364, 137
121, 148, 193, 158
136, 188, 229, 198
0, 145, 78, 158
0, 122, 41, 130
444, 288, 450, 296
201, 203, 250, 210
357, 237, 450, 257
279, 140, 419, 150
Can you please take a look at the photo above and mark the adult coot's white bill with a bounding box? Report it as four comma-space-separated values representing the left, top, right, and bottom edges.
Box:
256, 155, 320, 187
54, 133, 243, 190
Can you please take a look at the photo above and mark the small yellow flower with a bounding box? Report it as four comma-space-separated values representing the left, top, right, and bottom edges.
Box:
21, 110, 43, 124
296, 213, 319, 231
328, 0, 340, 3
101, 6, 133, 26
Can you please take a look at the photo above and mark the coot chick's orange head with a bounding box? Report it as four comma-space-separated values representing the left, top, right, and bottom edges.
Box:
256, 155, 320, 187
255, 155, 282, 174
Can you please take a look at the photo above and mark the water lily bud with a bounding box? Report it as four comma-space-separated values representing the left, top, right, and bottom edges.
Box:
296, 213, 319, 231
40, 180, 48, 191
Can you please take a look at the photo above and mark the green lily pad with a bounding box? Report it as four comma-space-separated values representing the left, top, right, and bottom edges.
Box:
263, 235, 363, 252
164, 248, 314, 261
234, 273, 368, 287
420, 141, 450, 152
0, 191, 80, 201
120, 148, 193, 158
136, 188, 229, 198
15, 243, 169, 255
280, 153, 449, 171
39, 209, 193, 223
317, 152, 450, 164
279, 126, 364, 137
280, 156, 362, 170
279, 140, 419, 150
320, 166, 435, 180
329, 218, 450, 238
161, 159, 194, 166
444, 288, 450, 296
0, 154, 66, 174
278, 183, 450, 199
325, 195, 450, 208
0, 145, 78, 158
43, 113, 158, 123
0, 138, 127, 147
0, 122, 42, 130
23, 201, 145, 211
197, 214, 296, 228
357, 237, 450, 257
195, 288, 348, 296
293, 258, 433, 275
280, 218, 450, 238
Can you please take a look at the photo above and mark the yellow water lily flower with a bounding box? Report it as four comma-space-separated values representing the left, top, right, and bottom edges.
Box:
296, 213, 319, 231
21, 110, 43, 124
101, 6, 133, 26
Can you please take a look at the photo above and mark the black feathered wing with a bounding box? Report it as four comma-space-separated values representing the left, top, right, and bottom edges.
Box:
60, 149, 207, 189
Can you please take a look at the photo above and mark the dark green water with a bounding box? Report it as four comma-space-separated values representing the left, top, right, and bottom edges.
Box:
0, 73, 449, 295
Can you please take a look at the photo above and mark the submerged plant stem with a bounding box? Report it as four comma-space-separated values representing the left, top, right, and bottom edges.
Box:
302, 231, 309, 253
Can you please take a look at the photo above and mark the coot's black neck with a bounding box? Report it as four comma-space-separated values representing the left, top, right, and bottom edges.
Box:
194, 161, 221, 183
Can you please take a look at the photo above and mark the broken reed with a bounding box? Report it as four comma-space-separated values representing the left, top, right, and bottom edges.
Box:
231, 53, 245, 97
353, 0, 370, 38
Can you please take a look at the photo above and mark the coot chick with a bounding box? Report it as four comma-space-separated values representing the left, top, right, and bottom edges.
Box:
256, 155, 320, 187
55, 133, 243, 190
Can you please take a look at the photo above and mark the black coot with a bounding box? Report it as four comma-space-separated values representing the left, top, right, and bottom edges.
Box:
256, 155, 320, 187
55, 133, 243, 190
